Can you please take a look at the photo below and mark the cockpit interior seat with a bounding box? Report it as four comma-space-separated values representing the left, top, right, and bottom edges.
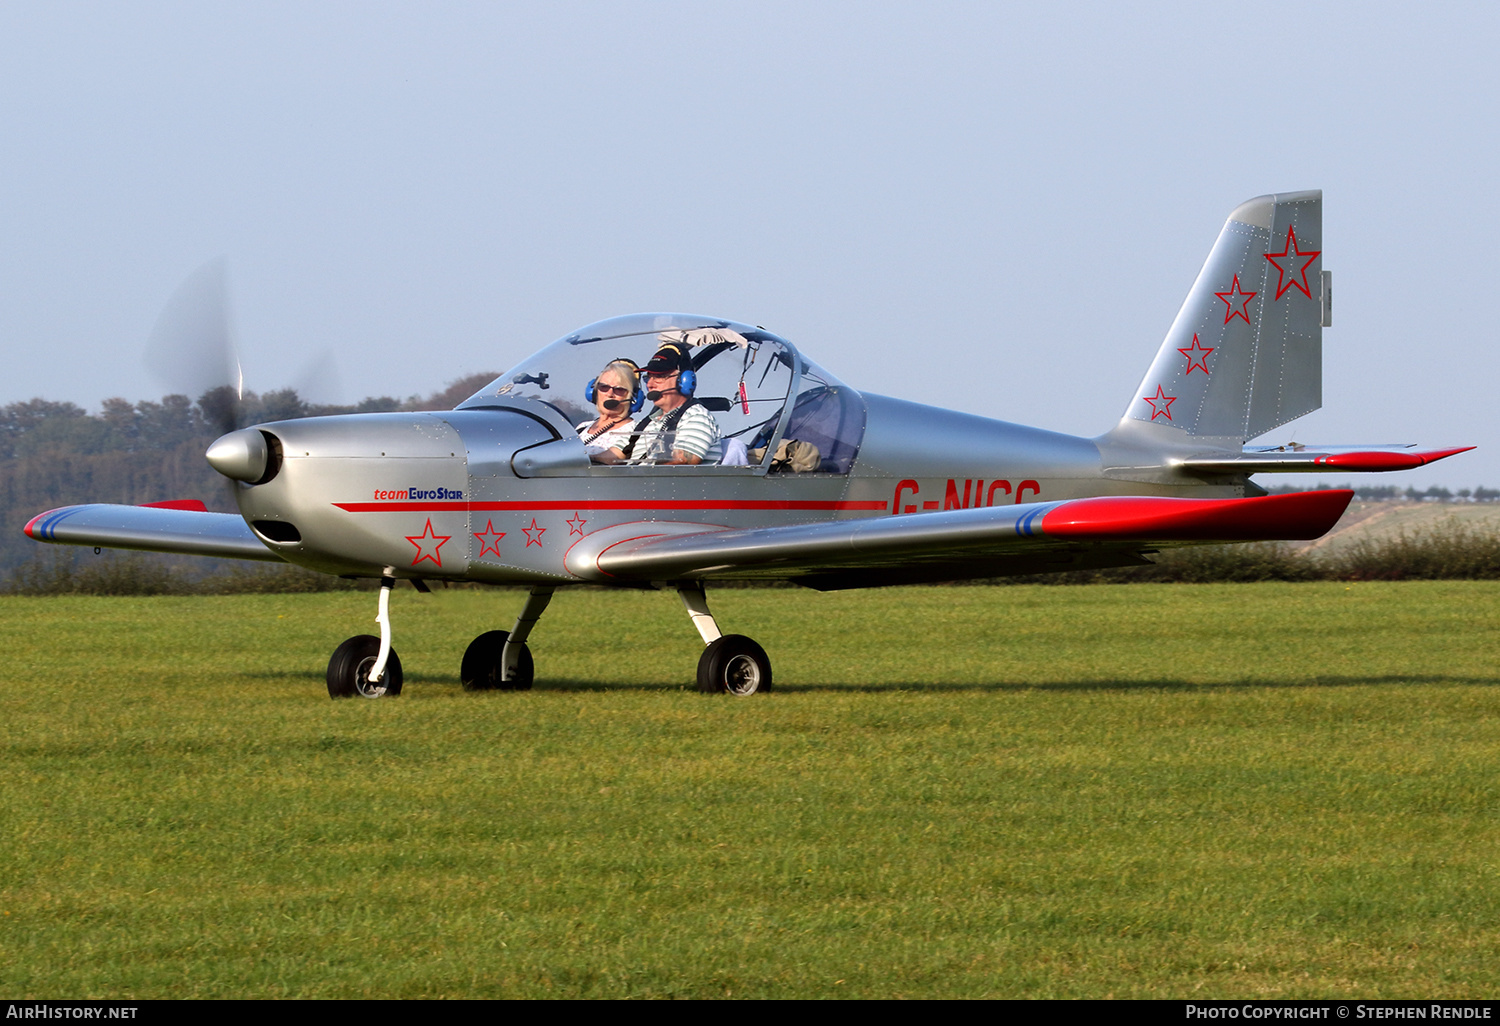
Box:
749, 438, 821, 472
747, 386, 864, 473
721, 437, 750, 466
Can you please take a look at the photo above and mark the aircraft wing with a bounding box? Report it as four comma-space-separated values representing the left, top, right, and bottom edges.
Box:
566, 490, 1353, 590
1179, 446, 1473, 474
23, 502, 285, 562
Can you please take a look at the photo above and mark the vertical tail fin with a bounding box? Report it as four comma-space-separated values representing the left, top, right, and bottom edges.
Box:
1121, 190, 1327, 446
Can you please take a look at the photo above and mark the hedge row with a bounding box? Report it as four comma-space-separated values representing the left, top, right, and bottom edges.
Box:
1013, 522, 1500, 585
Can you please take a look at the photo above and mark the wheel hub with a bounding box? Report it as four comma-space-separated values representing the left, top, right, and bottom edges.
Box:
354, 657, 391, 698
724, 654, 762, 695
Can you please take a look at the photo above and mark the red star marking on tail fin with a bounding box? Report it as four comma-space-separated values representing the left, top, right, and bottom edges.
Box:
1142, 384, 1177, 421
1263, 224, 1321, 300
406, 518, 451, 567
566, 513, 587, 536
1176, 333, 1215, 375
473, 519, 505, 560
1215, 274, 1258, 325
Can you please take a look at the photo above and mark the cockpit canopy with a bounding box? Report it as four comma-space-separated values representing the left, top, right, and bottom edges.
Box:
457, 313, 866, 473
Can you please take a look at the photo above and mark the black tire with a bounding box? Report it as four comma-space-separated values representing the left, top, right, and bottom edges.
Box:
506, 642, 535, 690
327, 635, 403, 699
696, 635, 772, 695
460, 631, 533, 692
461, 630, 507, 691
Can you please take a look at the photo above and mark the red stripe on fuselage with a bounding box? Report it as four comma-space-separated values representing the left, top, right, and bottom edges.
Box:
333, 499, 890, 513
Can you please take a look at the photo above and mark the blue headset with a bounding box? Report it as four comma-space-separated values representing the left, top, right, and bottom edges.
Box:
585, 358, 644, 413
650, 343, 696, 397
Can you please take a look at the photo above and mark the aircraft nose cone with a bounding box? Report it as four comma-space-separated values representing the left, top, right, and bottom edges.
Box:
206, 428, 268, 482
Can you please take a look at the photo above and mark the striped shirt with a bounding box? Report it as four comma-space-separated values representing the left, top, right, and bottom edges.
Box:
627, 401, 723, 464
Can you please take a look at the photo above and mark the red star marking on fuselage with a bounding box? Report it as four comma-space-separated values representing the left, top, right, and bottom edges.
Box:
473, 519, 505, 560
1263, 224, 1321, 300
566, 512, 587, 536
1142, 384, 1177, 421
405, 518, 451, 567
521, 517, 546, 547
1177, 333, 1215, 375
1215, 273, 1258, 325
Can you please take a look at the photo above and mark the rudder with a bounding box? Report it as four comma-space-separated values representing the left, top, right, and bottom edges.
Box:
1122, 190, 1328, 445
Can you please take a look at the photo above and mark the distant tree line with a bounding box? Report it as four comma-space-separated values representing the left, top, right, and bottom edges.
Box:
1262, 483, 1500, 502
0, 374, 494, 577
0, 375, 495, 461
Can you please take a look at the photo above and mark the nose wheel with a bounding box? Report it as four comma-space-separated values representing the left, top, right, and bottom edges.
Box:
327, 634, 404, 698
327, 572, 405, 699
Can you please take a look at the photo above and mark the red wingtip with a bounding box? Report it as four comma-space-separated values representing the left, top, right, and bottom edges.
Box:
1042, 490, 1354, 542
23, 506, 72, 540
139, 499, 209, 512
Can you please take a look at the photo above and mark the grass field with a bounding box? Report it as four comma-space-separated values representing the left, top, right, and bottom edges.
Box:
2, 582, 1498, 998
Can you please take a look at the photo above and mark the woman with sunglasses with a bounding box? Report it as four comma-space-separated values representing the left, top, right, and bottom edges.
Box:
578, 359, 641, 458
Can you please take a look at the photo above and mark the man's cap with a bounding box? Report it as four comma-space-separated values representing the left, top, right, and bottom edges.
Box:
644, 343, 691, 375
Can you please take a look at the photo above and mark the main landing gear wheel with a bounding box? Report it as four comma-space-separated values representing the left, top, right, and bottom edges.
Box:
327, 634, 403, 699
461, 630, 533, 691
696, 635, 772, 695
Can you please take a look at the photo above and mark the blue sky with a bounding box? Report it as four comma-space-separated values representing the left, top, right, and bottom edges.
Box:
2, 2, 1494, 488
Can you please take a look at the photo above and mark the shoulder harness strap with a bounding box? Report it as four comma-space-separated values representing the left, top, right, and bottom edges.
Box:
619, 399, 700, 461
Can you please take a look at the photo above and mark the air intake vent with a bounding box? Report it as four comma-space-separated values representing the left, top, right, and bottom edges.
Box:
252, 520, 301, 543
256, 431, 284, 484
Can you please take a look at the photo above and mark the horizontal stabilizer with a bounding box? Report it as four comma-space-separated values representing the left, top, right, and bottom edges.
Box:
24, 504, 284, 562
1179, 446, 1474, 475
565, 490, 1352, 585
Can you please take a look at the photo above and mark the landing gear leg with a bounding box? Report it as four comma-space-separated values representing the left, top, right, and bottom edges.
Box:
327, 570, 404, 698
680, 582, 772, 695
461, 586, 553, 691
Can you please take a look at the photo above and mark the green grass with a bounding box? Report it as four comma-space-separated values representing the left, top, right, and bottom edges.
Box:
2, 582, 1499, 998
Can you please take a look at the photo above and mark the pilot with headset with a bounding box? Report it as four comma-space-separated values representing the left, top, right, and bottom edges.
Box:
594, 342, 723, 465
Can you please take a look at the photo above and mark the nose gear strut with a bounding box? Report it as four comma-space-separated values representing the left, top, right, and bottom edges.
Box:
327, 569, 405, 698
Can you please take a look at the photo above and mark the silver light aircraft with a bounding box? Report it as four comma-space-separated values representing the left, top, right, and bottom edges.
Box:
25, 190, 1472, 698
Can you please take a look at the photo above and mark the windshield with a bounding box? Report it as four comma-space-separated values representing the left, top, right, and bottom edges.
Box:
459, 313, 865, 472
